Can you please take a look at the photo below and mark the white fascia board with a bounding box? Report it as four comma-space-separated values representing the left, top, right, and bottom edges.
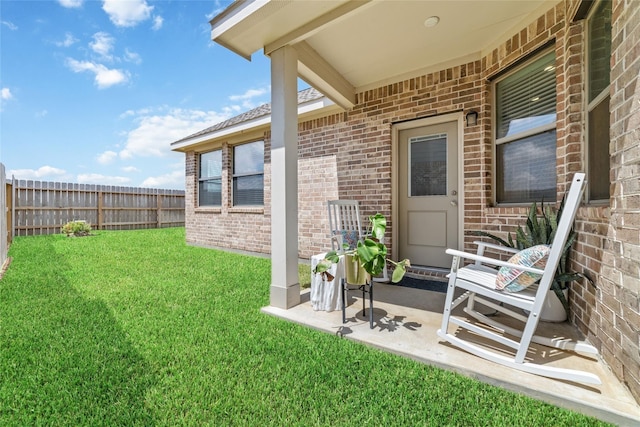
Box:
171, 96, 335, 152
171, 115, 272, 152
209, 0, 271, 60
210, 0, 270, 40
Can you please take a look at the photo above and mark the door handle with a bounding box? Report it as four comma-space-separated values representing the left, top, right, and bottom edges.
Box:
450, 200, 458, 207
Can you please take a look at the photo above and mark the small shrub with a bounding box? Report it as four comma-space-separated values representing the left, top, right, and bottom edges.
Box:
61, 220, 92, 237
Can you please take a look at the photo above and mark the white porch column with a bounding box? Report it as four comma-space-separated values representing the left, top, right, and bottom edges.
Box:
269, 45, 300, 309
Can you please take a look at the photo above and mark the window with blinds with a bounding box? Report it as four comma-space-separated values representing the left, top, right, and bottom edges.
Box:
199, 149, 222, 206
494, 49, 557, 204
233, 140, 264, 206
587, 0, 611, 202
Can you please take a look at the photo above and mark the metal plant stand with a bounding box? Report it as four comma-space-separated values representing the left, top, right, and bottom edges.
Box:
341, 277, 374, 329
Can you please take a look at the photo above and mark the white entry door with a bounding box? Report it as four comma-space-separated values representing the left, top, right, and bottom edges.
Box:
398, 121, 458, 268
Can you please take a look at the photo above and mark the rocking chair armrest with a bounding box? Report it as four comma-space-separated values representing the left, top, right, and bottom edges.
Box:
473, 241, 520, 255
446, 248, 545, 275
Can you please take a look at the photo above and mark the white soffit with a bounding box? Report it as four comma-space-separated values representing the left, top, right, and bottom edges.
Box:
210, 0, 354, 60
303, 0, 557, 90
211, 0, 557, 99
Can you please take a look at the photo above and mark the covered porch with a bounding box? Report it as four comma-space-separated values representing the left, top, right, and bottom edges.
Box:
204, 0, 640, 413
209, 0, 566, 311
264, 281, 640, 424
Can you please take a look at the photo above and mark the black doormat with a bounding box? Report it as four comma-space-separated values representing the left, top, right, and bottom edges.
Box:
391, 275, 447, 293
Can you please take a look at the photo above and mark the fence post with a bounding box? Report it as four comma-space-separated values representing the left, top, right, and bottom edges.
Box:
157, 193, 162, 228
97, 190, 103, 230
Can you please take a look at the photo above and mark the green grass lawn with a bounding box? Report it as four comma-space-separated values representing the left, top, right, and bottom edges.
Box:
0, 228, 609, 426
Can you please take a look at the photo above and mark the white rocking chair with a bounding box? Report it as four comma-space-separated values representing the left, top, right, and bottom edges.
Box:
437, 173, 602, 385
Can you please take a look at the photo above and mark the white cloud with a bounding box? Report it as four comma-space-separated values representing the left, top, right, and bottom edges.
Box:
1, 20, 18, 31
206, 1, 228, 20
35, 110, 48, 118
55, 32, 78, 47
119, 108, 233, 159
141, 170, 184, 189
229, 86, 270, 109
120, 107, 153, 118
122, 166, 139, 173
102, 0, 153, 27
66, 58, 129, 89
229, 87, 269, 102
58, 0, 83, 8
152, 15, 163, 31
77, 173, 131, 185
97, 150, 118, 165
1, 88, 13, 100
8, 166, 70, 181
124, 49, 142, 64
90, 32, 115, 59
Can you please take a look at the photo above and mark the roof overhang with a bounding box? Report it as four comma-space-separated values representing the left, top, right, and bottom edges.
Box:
210, 0, 559, 109
171, 95, 338, 153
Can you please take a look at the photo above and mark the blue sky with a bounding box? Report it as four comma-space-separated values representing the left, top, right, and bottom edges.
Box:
1, 0, 274, 190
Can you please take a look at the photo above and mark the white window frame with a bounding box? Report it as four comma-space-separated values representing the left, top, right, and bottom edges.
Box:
492, 48, 557, 205
232, 140, 264, 207
198, 149, 222, 207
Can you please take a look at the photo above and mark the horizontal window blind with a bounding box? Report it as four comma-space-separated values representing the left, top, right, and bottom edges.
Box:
233, 175, 264, 206
199, 179, 222, 206
497, 130, 557, 203
496, 51, 556, 140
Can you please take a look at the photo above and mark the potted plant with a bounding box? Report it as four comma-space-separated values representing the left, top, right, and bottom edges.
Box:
314, 213, 410, 284
471, 196, 590, 321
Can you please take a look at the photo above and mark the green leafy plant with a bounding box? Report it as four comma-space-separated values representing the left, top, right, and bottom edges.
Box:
314, 213, 410, 283
471, 197, 589, 318
61, 220, 92, 237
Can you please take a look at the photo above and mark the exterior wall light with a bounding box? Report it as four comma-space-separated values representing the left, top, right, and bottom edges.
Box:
465, 111, 478, 127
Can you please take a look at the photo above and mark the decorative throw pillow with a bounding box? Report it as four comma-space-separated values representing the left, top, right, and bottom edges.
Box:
495, 245, 551, 292
333, 230, 359, 250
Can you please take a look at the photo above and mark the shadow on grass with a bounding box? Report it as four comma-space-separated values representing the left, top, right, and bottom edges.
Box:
0, 237, 155, 426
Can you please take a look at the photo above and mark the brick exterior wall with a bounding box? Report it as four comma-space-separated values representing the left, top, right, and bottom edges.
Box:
183, 0, 639, 402
600, 0, 640, 402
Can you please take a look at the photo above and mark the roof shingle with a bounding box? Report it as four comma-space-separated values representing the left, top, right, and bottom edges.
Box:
173, 87, 323, 144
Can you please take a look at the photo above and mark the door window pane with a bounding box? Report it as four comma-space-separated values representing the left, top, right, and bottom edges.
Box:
409, 134, 447, 196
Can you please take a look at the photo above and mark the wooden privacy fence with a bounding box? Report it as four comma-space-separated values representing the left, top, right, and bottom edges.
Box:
1, 163, 8, 269
12, 180, 185, 236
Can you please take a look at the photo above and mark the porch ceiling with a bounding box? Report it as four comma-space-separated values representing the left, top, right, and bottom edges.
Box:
211, 0, 558, 108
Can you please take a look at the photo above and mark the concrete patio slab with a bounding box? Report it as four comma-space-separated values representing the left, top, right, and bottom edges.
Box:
262, 282, 640, 426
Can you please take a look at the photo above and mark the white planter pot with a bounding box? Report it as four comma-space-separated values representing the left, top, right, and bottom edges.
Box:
540, 288, 569, 322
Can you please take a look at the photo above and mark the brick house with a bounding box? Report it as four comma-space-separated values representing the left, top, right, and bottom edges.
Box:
171, 0, 640, 403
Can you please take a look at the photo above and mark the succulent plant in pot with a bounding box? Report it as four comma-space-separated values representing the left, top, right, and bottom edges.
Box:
314, 213, 410, 284
471, 196, 591, 319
